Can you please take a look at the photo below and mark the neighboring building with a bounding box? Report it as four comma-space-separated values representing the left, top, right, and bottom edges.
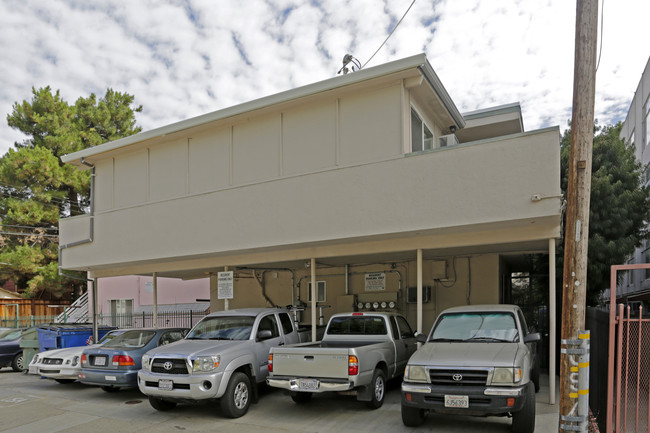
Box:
619, 56, 650, 308
90, 275, 209, 326
59, 54, 562, 338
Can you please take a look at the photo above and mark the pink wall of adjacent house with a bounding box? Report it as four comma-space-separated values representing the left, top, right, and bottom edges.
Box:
88, 275, 210, 315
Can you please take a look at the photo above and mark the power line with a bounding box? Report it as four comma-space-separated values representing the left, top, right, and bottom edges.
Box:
0, 223, 58, 232
361, 0, 418, 69
0, 230, 59, 238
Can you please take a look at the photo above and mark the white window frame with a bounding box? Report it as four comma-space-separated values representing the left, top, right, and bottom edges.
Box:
410, 107, 434, 152
307, 281, 326, 302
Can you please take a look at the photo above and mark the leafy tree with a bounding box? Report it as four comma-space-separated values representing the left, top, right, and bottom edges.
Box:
0, 86, 142, 299
558, 123, 650, 305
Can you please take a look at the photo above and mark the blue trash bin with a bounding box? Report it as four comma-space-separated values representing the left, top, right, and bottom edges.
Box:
37, 324, 116, 352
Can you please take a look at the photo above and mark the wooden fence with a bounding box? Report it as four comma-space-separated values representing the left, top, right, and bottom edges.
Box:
0, 299, 70, 327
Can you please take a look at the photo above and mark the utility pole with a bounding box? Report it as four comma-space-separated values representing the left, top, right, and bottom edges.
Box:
559, 1, 598, 432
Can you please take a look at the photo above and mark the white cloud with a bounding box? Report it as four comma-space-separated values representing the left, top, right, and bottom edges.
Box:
0, 0, 649, 156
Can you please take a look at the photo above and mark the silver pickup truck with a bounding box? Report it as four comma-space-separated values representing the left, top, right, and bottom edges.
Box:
137, 308, 305, 418
267, 312, 417, 408
401, 304, 540, 433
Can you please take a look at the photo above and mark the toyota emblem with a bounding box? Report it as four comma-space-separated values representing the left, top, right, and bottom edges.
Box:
163, 361, 174, 371
452, 373, 463, 382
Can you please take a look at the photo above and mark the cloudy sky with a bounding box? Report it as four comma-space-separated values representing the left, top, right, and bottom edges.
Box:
0, 0, 648, 156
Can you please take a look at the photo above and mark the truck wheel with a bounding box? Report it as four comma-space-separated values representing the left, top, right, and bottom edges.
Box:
149, 396, 177, 411
220, 372, 251, 418
401, 404, 426, 426
367, 369, 386, 409
512, 382, 536, 433
291, 392, 313, 404
11, 353, 23, 372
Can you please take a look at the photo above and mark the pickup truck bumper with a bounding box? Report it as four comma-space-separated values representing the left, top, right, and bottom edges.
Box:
401, 382, 529, 417
267, 376, 354, 393
137, 369, 224, 400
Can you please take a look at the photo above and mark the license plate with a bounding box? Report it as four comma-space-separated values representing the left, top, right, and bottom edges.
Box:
298, 379, 319, 391
444, 395, 469, 408
94, 356, 107, 366
105, 376, 116, 381
158, 379, 173, 391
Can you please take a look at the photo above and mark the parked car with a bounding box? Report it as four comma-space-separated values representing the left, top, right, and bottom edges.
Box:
400, 304, 540, 433
0, 328, 25, 372
78, 327, 188, 392
29, 329, 127, 382
138, 308, 306, 418
267, 311, 417, 408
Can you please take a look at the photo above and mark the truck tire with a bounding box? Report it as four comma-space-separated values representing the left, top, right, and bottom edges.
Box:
401, 404, 426, 426
148, 396, 177, 411
220, 372, 251, 418
11, 353, 23, 372
367, 369, 386, 409
511, 382, 535, 433
291, 392, 313, 404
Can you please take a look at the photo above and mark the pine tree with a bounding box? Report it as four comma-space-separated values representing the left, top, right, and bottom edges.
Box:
0, 87, 142, 299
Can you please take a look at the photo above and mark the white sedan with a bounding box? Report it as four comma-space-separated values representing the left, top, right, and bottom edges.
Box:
29, 329, 125, 383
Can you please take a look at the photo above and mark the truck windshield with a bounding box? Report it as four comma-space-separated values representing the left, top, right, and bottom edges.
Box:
431, 312, 518, 343
186, 316, 255, 340
327, 316, 387, 335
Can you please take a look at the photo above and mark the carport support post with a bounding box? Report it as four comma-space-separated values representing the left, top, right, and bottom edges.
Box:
92, 277, 98, 343
549, 238, 556, 405
417, 249, 423, 335
153, 272, 158, 328
311, 258, 317, 342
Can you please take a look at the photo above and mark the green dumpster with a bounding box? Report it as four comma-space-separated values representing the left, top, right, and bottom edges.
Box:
20, 327, 41, 371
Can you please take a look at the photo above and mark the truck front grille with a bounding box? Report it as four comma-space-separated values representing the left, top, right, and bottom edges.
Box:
151, 358, 189, 374
429, 369, 488, 386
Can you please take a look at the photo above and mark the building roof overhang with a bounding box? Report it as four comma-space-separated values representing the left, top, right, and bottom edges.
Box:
62, 54, 465, 168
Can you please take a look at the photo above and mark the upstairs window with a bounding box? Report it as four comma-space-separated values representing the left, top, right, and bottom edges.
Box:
411, 108, 433, 152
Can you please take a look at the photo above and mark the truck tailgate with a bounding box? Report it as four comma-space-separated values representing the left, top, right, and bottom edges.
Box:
272, 347, 350, 379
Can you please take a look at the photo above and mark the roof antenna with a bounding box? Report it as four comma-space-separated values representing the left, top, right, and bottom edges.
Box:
337, 54, 361, 75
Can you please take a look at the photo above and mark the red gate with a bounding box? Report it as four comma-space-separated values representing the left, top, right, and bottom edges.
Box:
608, 264, 650, 433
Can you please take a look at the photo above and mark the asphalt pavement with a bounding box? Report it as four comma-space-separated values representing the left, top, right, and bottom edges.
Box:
0, 367, 559, 433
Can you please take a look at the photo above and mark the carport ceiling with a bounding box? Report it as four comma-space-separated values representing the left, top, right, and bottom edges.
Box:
152, 239, 550, 280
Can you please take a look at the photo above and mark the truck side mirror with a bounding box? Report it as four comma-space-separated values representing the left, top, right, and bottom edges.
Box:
257, 330, 273, 341
524, 332, 541, 343
416, 333, 428, 344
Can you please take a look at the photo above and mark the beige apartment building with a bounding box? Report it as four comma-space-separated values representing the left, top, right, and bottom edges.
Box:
59, 54, 561, 360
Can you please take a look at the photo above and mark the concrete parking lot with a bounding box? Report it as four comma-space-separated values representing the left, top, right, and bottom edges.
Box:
0, 367, 559, 433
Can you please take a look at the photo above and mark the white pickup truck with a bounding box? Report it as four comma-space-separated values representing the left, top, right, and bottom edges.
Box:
401, 304, 540, 433
137, 308, 306, 418
267, 312, 417, 408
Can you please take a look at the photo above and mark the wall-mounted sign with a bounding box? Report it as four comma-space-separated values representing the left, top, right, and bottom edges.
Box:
365, 272, 386, 291
145, 281, 153, 293
218, 271, 234, 299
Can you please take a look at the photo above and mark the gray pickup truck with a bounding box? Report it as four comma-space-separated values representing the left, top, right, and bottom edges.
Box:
137, 308, 305, 418
401, 304, 540, 433
267, 312, 417, 408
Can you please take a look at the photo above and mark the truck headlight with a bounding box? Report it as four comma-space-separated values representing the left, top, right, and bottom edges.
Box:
404, 365, 429, 383
492, 367, 522, 384
142, 354, 151, 372
193, 355, 220, 372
